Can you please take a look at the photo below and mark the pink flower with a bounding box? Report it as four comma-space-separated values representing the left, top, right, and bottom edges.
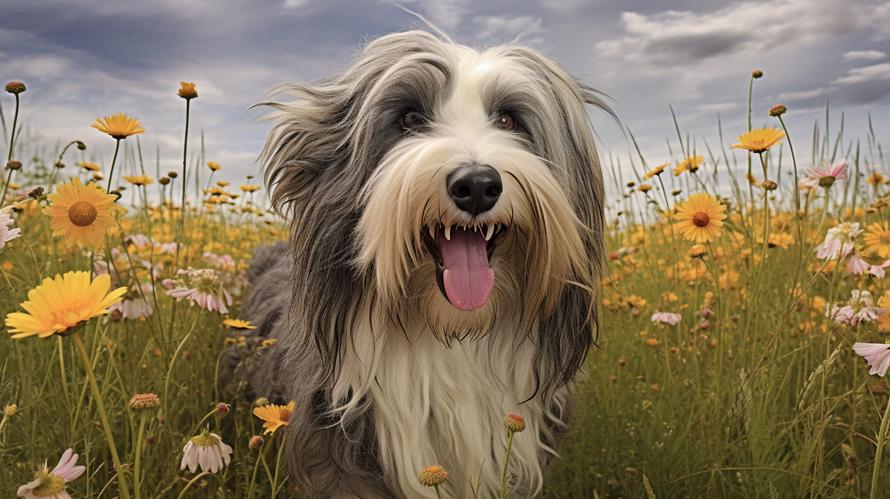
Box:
167, 286, 232, 314
815, 222, 862, 260
17, 448, 85, 499
829, 290, 884, 326
853, 342, 890, 377
651, 312, 681, 326
803, 159, 847, 188
847, 254, 890, 278
0, 207, 21, 251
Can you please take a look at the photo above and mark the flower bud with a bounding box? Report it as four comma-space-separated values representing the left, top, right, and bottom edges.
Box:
5, 160, 21, 171
4, 81, 25, 94
751, 69, 763, 79
769, 104, 787, 117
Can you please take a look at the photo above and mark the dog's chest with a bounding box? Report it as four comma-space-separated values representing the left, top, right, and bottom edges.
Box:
367, 334, 549, 498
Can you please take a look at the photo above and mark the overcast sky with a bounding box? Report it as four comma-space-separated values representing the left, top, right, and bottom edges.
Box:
1, 0, 889, 191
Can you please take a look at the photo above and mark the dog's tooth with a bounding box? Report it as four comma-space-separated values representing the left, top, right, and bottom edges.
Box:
428, 225, 436, 240
444, 225, 452, 241
485, 223, 495, 241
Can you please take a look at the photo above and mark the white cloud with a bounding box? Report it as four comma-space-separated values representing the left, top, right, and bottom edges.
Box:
832, 62, 890, 85
843, 50, 886, 61
474, 15, 543, 43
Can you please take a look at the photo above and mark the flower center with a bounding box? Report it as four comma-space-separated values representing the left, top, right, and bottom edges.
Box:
692, 212, 710, 227
191, 431, 220, 447
68, 201, 98, 227
31, 470, 66, 496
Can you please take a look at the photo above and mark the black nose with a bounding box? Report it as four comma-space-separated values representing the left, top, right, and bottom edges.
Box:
447, 164, 502, 215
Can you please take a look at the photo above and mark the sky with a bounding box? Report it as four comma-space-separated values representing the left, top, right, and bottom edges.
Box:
1, 0, 889, 193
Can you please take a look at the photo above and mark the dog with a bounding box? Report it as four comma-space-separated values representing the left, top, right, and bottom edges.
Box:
239, 28, 609, 498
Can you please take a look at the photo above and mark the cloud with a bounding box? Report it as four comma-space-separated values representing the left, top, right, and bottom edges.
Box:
843, 50, 886, 61
595, 0, 884, 68
474, 15, 543, 43
832, 62, 890, 85
778, 63, 890, 108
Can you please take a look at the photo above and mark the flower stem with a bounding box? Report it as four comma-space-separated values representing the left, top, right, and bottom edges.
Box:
133, 411, 147, 499
500, 431, 515, 499
0, 93, 21, 207
870, 388, 890, 499
176, 471, 211, 499
271, 432, 287, 498
105, 138, 122, 193
72, 333, 132, 499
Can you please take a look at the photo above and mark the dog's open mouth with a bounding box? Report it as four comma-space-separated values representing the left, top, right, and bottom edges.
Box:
421, 223, 506, 311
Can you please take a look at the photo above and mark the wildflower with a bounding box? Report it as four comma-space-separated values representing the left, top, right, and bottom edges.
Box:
253, 400, 295, 435
804, 160, 847, 188
6, 160, 22, 170
45, 177, 123, 248
829, 290, 884, 326
129, 393, 161, 411
16, 448, 85, 499
864, 223, 890, 258
867, 172, 885, 186
731, 128, 784, 153
5, 80, 26, 95
645, 337, 659, 346
216, 402, 231, 416
769, 104, 787, 117
240, 184, 260, 193
0, 207, 21, 251
879, 293, 890, 332
248, 435, 264, 449
223, 318, 256, 330
688, 244, 707, 259
674, 156, 703, 176
165, 268, 232, 314
180, 431, 233, 474
77, 161, 100, 172
651, 312, 681, 326
417, 465, 448, 487
674, 193, 727, 243
766, 232, 794, 249
91, 113, 144, 140
643, 163, 667, 179
504, 413, 526, 433
815, 222, 862, 260
207, 161, 221, 172
853, 342, 890, 377
638, 184, 652, 193
122, 175, 153, 186
178, 81, 198, 100
5, 272, 126, 339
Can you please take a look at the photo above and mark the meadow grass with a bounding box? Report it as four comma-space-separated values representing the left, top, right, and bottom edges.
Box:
0, 73, 888, 498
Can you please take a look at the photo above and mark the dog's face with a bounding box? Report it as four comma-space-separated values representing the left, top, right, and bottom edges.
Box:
262, 30, 606, 344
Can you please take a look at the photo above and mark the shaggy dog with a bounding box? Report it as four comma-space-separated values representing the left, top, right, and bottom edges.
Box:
238, 28, 609, 498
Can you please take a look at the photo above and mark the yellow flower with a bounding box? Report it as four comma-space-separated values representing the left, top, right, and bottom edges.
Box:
45, 177, 123, 248
216, 181, 230, 187
674, 156, 703, 176
417, 465, 448, 487
731, 128, 784, 153
207, 161, 221, 172
767, 232, 794, 250
122, 175, 154, 186
643, 163, 667, 179
867, 172, 885, 186
5, 271, 127, 339
240, 184, 260, 193
253, 400, 295, 435
878, 292, 890, 333
178, 81, 198, 100
91, 113, 144, 140
864, 223, 890, 258
223, 318, 257, 330
674, 193, 727, 243
77, 161, 100, 172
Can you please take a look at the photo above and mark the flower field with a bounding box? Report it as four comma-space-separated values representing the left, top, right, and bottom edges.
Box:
0, 71, 889, 498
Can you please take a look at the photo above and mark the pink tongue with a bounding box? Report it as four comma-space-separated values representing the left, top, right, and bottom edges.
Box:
437, 228, 494, 311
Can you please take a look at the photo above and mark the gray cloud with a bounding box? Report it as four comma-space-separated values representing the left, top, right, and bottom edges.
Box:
844, 50, 887, 61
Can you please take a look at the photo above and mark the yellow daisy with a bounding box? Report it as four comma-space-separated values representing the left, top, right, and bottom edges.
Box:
91, 113, 144, 140
878, 292, 890, 333
253, 400, 295, 435
207, 161, 221, 172
674, 192, 727, 243
673, 156, 703, 176
643, 163, 667, 180
217, 181, 230, 187
45, 177, 123, 248
77, 161, 100, 172
223, 318, 257, 330
240, 184, 260, 193
731, 128, 784, 153
5, 271, 127, 339
178, 81, 198, 100
122, 175, 154, 186
864, 223, 890, 258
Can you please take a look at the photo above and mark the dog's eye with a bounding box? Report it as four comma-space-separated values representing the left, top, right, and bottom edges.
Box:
495, 112, 516, 131
401, 110, 427, 131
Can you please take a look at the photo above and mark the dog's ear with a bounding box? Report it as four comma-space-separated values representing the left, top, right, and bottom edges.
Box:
502, 47, 614, 399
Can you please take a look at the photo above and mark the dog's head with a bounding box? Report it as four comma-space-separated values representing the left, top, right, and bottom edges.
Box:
260, 30, 608, 390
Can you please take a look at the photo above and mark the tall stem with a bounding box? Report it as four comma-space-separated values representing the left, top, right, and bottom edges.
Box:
133, 411, 147, 499
499, 431, 515, 499
870, 390, 890, 499
105, 139, 122, 193
176, 99, 190, 270
0, 93, 21, 207
72, 333, 132, 499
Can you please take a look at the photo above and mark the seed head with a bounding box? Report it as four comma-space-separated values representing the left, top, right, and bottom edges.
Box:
4, 81, 25, 94
3, 403, 16, 417
5, 160, 21, 171
129, 393, 161, 411
54, 161, 65, 169
167, 170, 179, 178
751, 69, 763, 79
504, 413, 526, 433
76, 140, 87, 150
249, 435, 264, 449
760, 179, 778, 191
769, 104, 787, 117
216, 402, 231, 416
417, 464, 448, 487
28, 186, 45, 200
159, 176, 171, 185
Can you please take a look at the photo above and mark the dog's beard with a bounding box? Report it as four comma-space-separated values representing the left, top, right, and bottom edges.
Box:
357, 130, 590, 339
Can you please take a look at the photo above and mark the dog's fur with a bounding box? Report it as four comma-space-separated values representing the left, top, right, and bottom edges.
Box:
239, 29, 608, 498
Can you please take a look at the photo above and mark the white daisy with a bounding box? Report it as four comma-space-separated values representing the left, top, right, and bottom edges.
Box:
17, 448, 85, 499
180, 431, 233, 474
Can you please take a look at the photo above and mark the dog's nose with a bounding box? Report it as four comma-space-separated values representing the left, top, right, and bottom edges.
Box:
447, 164, 502, 215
